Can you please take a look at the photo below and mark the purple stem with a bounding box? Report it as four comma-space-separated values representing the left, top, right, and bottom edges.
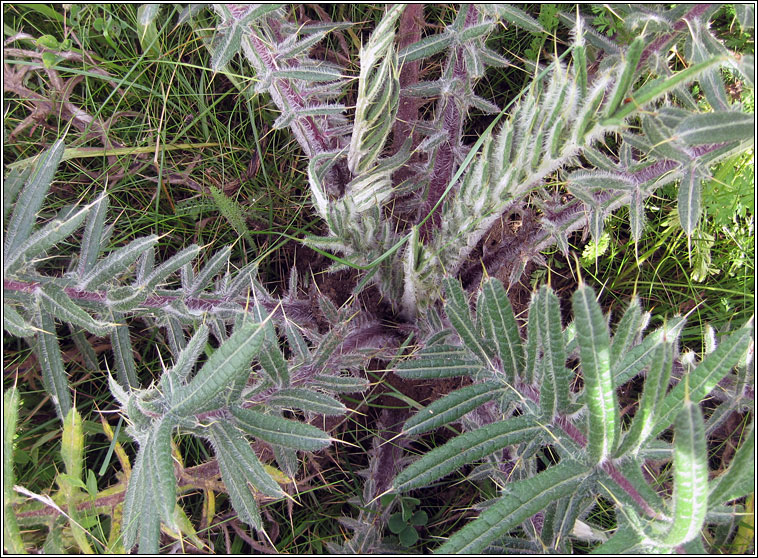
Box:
3, 278, 318, 329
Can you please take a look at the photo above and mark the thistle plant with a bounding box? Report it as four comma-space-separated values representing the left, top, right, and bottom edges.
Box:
389, 277, 753, 552
3, 3, 754, 554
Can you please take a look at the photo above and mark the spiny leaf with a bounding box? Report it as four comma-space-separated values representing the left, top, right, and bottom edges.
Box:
486, 5, 545, 33
393, 416, 543, 493
4, 203, 91, 273
267, 388, 346, 416
652, 320, 753, 438
5, 138, 65, 257
211, 20, 242, 71
394, 345, 486, 380
435, 460, 587, 553
614, 342, 672, 457
3, 303, 35, 337
141, 244, 201, 291
121, 443, 147, 552
402, 381, 506, 436
212, 432, 263, 530
78, 235, 159, 290
209, 421, 284, 499
170, 319, 265, 416
399, 33, 453, 62
709, 419, 754, 505
110, 312, 138, 388
311, 373, 369, 393
573, 284, 618, 463
77, 192, 109, 278
478, 278, 524, 384
537, 286, 571, 418
148, 418, 177, 529
661, 395, 708, 546
675, 111, 754, 146
258, 336, 290, 389
34, 307, 72, 421
605, 36, 645, 118
231, 407, 332, 452
38, 284, 110, 336
3, 388, 26, 554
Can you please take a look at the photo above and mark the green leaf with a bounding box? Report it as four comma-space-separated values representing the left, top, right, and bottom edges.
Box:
393, 416, 543, 493
141, 244, 201, 291
38, 284, 110, 336
488, 5, 545, 33
77, 193, 109, 278
78, 235, 159, 290
4, 138, 65, 258
394, 345, 486, 380
605, 36, 645, 117
537, 286, 571, 418
399, 33, 453, 62
435, 460, 586, 553
170, 319, 265, 416
147, 418, 177, 529
3, 388, 26, 554
160, 323, 209, 394
268, 388, 346, 416
403, 381, 505, 436
675, 111, 754, 146
478, 278, 524, 384
121, 443, 147, 552
709, 419, 754, 505
110, 312, 138, 388
652, 321, 753, 438
231, 407, 332, 452
61, 407, 84, 482
4, 203, 91, 273
258, 335, 290, 389
388, 513, 406, 534
615, 343, 672, 457
573, 284, 618, 463
209, 421, 284, 499
35, 307, 72, 421
661, 393, 708, 546
311, 373, 369, 393
3, 303, 35, 337
610, 298, 644, 366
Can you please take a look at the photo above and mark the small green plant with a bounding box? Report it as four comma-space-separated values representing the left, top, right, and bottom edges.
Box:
384, 494, 428, 547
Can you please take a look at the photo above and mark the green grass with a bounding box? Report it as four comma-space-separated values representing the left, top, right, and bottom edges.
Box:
3, 3, 753, 554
